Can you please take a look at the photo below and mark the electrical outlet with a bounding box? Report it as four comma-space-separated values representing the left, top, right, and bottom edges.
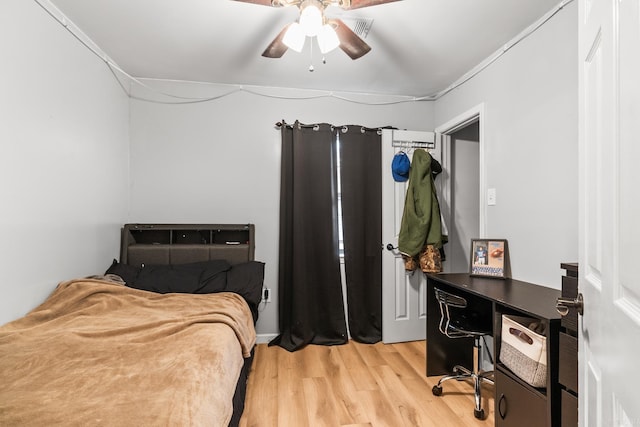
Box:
262, 288, 271, 303
487, 188, 497, 206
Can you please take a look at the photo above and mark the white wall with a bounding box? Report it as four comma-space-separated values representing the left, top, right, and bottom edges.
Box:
129, 82, 433, 338
1, 0, 578, 336
0, 1, 130, 324
434, 1, 578, 287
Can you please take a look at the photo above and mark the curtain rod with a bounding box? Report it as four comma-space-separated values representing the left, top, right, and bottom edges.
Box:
275, 121, 394, 134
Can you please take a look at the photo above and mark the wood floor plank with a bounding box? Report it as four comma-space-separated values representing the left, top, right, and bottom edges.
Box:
302, 377, 342, 426
240, 345, 278, 427
369, 364, 439, 427
335, 341, 366, 367
351, 341, 388, 367
392, 340, 428, 377
345, 362, 379, 393
356, 389, 405, 427
427, 374, 495, 424
300, 343, 328, 379
276, 343, 300, 370
400, 377, 469, 427
395, 338, 495, 423
377, 348, 423, 382
336, 342, 379, 392
240, 340, 497, 427
320, 346, 370, 425
276, 366, 309, 427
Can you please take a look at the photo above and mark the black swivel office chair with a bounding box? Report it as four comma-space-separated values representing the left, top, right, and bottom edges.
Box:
431, 287, 495, 419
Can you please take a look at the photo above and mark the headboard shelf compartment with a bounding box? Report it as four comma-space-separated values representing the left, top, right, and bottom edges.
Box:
120, 224, 255, 267
172, 229, 211, 244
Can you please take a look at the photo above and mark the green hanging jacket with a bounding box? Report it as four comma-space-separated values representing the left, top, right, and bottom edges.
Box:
397, 149, 444, 257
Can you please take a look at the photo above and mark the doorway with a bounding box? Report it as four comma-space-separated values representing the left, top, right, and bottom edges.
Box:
442, 121, 480, 273
436, 104, 485, 274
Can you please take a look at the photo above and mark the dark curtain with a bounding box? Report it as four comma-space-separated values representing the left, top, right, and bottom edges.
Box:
339, 126, 383, 343
269, 121, 348, 352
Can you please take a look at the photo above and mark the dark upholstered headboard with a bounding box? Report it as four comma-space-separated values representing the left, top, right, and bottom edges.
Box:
120, 224, 255, 267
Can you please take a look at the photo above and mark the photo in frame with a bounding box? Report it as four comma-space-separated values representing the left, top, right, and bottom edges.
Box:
469, 239, 509, 279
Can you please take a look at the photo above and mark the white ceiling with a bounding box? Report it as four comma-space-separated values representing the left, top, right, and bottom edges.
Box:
47, 0, 562, 97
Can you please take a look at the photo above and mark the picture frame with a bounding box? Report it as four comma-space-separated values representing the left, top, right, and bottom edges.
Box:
469, 239, 509, 279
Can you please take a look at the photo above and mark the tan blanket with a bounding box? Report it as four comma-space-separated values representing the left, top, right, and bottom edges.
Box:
0, 278, 256, 427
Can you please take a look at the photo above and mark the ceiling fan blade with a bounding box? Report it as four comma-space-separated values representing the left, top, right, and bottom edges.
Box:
232, 0, 277, 6
262, 24, 291, 58
330, 18, 371, 60
342, 0, 402, 10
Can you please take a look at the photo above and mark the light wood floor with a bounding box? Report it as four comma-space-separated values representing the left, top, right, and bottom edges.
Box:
239, 340, 495, 427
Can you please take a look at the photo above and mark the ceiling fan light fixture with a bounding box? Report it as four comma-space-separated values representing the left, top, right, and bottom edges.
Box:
299, 1, 323, 36
252, 0, 383, 60
317, 24, 340, 54
282, 22, 306, 52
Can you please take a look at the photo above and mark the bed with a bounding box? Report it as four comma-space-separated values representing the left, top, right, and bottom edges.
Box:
0, 223, 263, 427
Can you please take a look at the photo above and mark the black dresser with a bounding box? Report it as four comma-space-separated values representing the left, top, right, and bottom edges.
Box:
558, 263, 579, 426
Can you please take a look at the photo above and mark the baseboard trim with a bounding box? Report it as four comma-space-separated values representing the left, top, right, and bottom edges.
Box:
256, 333, 278, 344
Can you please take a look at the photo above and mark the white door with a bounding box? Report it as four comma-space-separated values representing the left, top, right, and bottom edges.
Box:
381, 130, 441, 343
578, 0, 640, 424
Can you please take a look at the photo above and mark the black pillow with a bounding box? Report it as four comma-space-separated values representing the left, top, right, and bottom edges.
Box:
131, 260, 232, 294
173, 260, 231, 294
105, 259, 263, 321
226, 261, 265, 320
132, 266, 200, 294
105, 259, 140, 284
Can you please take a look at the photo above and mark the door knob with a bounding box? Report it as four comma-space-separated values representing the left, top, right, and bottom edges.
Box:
556, 293, 584, 316
386, 243, 397, 251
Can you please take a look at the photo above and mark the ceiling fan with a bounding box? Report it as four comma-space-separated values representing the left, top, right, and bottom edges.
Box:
233, 0, 401, 60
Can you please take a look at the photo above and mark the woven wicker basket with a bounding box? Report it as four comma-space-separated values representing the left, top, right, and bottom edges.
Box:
499, 314, 547, 388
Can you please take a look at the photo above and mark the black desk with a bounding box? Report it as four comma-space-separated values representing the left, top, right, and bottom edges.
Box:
426, 273, 562, 427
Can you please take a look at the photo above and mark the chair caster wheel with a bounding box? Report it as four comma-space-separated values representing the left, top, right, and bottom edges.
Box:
474, 408, 485, 419
432, 385, 442, 396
